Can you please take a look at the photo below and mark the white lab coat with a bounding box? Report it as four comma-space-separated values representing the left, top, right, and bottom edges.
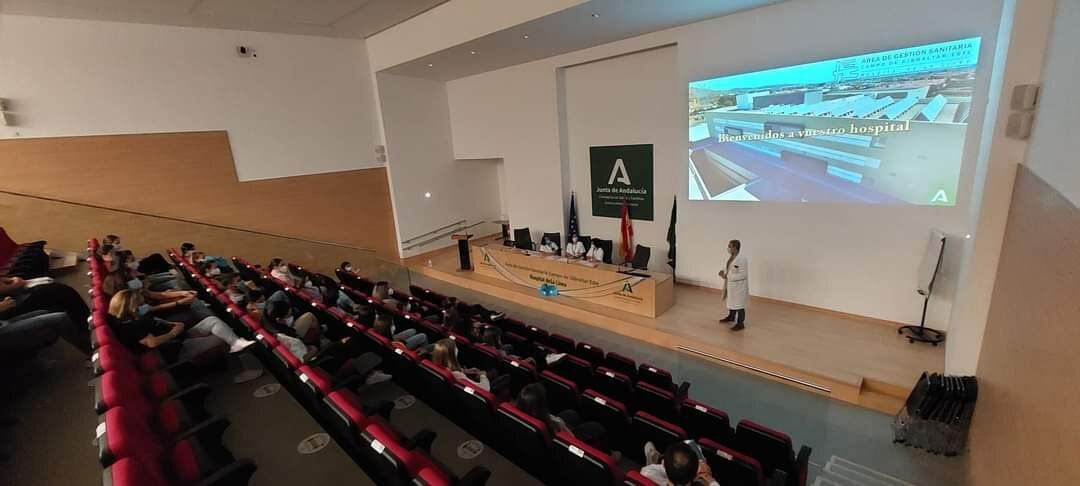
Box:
725, 254, 749, 310
566, 241, 586, 258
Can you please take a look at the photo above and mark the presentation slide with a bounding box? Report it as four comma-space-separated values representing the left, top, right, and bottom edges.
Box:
689, 37, 981, 205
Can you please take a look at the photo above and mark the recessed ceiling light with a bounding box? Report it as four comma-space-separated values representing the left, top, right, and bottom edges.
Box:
469, 50, 477, 55
427, 63, 434, 68
591, 13, 600, 18
424, 192, 432, 198
522, 34, 530, 39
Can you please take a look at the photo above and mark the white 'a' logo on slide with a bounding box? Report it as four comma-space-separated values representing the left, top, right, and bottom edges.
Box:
931, 189, 949, 203
608, 158, 632, 185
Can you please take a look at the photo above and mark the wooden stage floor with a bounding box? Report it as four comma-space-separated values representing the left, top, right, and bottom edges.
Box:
406, 236, 943, 413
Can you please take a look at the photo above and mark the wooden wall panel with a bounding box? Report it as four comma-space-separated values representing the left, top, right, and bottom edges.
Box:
0, 131, 398, 257
0, 192, 380, 278
967, 165, 1080, 484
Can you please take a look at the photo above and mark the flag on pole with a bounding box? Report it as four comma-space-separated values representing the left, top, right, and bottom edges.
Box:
620, 200, 634, 262
666, 195, 677, 272
568, 192, 579, 240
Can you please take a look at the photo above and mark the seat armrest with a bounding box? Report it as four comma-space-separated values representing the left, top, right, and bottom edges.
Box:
193, 458, 257, 486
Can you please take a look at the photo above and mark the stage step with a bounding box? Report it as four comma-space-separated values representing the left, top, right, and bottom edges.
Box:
813, 455, 918, 486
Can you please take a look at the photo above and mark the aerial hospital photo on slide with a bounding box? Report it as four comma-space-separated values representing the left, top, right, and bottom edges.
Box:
688, 37, 982, 205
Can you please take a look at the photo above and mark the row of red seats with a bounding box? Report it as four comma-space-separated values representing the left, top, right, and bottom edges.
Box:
86, 239, 256, 486
248, 259, 766, 485
181, 254, 488, 486
332, 264, 810, 486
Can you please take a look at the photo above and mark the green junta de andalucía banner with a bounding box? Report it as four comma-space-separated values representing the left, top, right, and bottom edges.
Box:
590, 144, 654, 221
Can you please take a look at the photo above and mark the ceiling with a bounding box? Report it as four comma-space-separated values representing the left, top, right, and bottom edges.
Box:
0, 0, 449, 38
381, 0, 785, 81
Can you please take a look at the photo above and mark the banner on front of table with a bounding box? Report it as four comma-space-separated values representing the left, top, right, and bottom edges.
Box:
477, 247, 646, 300
590, 144, 654, 221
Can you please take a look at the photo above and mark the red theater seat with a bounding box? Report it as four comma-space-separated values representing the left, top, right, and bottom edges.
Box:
552, 431, 623, 486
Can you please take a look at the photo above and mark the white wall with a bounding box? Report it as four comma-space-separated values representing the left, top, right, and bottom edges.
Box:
1026, 0, 1080, 206
447, 0, 1008, 327
0, 15, 380, 181
365, 0, 588, 72
376, 73, 502, 256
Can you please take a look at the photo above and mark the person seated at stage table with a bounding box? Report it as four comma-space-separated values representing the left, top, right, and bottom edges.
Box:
565, 235, 586, 259
539, 236, 560, 255
372, 313, 429, 351
585, 242, 605, 263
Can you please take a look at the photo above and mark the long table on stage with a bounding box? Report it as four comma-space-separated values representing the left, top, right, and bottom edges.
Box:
470, 243, 675, 318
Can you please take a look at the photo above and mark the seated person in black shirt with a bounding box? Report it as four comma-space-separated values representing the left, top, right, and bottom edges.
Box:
107, 290, 247, 362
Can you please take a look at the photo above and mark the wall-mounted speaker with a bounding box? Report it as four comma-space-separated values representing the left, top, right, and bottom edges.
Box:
375, 145, 386, 155
0, 111, 11, 127
0, 98, 9, 111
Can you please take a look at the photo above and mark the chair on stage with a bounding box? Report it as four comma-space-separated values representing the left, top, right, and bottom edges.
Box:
541, 232, 562, 256
513, 228, 534, 251
629, 245, 651, 270
579, 236, 593, 254
591, 239, 614, 264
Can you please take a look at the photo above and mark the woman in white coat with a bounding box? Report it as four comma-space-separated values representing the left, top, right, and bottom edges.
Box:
719, 239, 749, 331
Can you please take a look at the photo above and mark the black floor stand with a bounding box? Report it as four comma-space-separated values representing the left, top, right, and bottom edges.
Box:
899, 293, 945, 345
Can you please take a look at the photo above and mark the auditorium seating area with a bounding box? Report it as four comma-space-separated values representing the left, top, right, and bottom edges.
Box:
86, 239, 257, 486
220, 253, 811, 486
73, 233, 817, 485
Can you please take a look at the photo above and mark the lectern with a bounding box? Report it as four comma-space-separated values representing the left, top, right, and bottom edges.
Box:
452, 233, 474, 271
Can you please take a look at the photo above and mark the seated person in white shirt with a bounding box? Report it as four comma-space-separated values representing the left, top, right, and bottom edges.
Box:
585, 243, 605, 263
565, 235, 586, 259
641, 441, 719, 486
538, 237, 560, 255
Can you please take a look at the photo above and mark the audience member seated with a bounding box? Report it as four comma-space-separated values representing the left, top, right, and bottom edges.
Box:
113, 289, 253, 353
640, 440, 719, 486
371, 281, 399, 306
432, 338, 492, 391
0, 276, 89, 353
0, 310, 69, 366
449, 309, 482, 341
268, 258, 295, 285
372, 313, 428, 351
307, 336, 394, 387
516, 383, 616, 459
107, 290, 233, 363
262, 300, 321, 346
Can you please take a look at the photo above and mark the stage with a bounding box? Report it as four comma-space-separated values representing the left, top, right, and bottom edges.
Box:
406, 235, 944, 413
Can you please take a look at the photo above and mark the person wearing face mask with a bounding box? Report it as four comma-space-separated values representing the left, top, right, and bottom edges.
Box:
107, 290, 253, 358
269, 258, 292, 283
262, 300, 320, 344
372, 313, 428, 351
339, 261, 356, 274
566, 234, 586, 259
370, 281, 399, 306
